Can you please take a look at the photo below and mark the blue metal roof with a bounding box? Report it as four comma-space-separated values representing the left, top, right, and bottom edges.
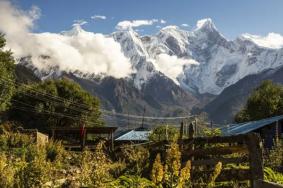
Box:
115, 130, 152, 141
222, 115, 283, 135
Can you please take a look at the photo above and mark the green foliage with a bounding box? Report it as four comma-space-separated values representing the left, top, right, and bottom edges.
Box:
208, 162, 222, 188
0, 153, 15, 187
120, 145, 150, 175
0, 33, 16, 113
149, 125, 179, 142
18, 155, 52, 187
150, 143, 192, 188
202, 128, 222, 137
235, 80, 283, 122
45, 140, 65, 163
264, 139, 283, 172
9, 79, 102, 131
109, 175, 156, 188
264, 167, 283, 185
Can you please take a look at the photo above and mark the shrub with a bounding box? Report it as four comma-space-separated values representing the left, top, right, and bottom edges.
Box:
150, 143, 192, 188
45, 140, 65, 162
208, 162, 222, 187
121, 144, 150, 175
0, 133, 8, 151
7, 132, 34, 148
0, 153, 15, 187
108, 175, 156, 188
149, 125, 179, 142
17, 156, 52, 187
264, 167, 283, 185
264, 139, 283, 172
151, 153, 164, 185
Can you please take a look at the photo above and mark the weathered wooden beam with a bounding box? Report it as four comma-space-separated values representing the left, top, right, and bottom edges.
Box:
192, 169, 251, 182
179, 121, 184, 140
184, 146, 249, 158
182, 134, 248, 145
190, 156, 248, 166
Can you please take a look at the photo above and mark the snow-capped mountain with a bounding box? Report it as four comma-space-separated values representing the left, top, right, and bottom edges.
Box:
18, 18, 283, 96
16, 18, 283, 121
111, 18, 283, 95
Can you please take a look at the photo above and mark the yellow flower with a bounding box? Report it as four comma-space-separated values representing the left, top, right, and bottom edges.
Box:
151, 154, 164, 184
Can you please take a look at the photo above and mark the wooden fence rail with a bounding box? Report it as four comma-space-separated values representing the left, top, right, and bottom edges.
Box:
178, 123, 264, 188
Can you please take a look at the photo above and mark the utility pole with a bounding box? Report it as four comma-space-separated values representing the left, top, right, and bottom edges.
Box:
127, 102, 130, 130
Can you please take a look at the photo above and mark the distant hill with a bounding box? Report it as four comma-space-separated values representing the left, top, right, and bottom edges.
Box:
204, 66, 283, 124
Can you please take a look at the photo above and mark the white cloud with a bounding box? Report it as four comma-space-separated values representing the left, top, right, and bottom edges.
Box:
242, 33, 283, 49
0, 1, 133, 78
152, 54, 199, 84
181, 23, 189, 27
73, 19, 88, 26
160, 19, 166, 24
91, 15, 107, 20
116, 19, 158, 30
156, 25, 161, 28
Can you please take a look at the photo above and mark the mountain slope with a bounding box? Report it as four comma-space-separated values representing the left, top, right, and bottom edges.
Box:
65, 73, 198, 116
204, 66, 283, 123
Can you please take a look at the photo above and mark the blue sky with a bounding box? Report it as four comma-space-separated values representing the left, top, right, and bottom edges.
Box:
14, 0, 283, 39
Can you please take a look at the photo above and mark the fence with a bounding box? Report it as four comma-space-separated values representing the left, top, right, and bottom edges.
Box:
181, 133, 263, 187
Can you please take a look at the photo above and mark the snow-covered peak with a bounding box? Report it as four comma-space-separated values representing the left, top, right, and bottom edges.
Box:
241, 33, 283, 49
156, 25, 189, 56
195, 18, 216, 31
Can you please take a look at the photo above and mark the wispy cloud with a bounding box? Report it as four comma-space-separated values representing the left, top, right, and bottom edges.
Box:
91, 15, 107, 20
181, 23, 189, 27
116, 19, 158, 30
73, 19, 88, 26
160, 19, 166, 24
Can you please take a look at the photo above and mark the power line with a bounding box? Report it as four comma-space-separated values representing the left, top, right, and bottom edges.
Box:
11, 99, 101, 126
0, 76, 197, 120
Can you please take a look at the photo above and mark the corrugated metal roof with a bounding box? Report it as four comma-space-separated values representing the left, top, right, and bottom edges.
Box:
115, 130, 152, 141
222, 115, 283, 135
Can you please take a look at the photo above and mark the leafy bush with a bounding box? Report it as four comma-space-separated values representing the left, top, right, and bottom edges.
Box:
150, 143, 192, 187
149, 125, 179, 142
0, 153, 15, 187
264, 139, 283, 172
7, 132, 34, 148
45, 140, 65, 162
17, 155, 52, 187
120, 144, 150, 175
109, 175, 156, 188
264, 167, 283, 185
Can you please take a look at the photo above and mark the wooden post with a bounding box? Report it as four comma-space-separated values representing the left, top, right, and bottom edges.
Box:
111, 131, 114, 151
51, 129, 55, 139
81, 129, 86, 150
246, 133, 264, 188
188, 122, 195, 163
189, 123, 195, 139
179, 121, 184, 140
275, 120, 279, 143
